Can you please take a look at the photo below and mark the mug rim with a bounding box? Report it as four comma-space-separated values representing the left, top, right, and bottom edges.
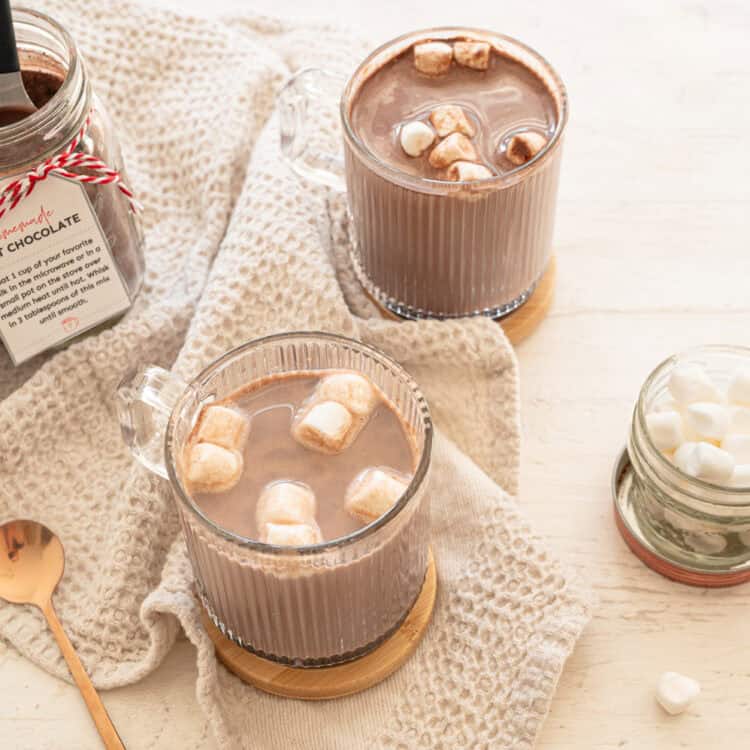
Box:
339, 26, 569, 191
164, 331, 433, 556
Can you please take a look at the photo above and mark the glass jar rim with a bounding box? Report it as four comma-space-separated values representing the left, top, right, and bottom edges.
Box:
636, 344, 750, 508
339, 26, 569, 193
164, 331, 433, 556
0, 7, 85, 152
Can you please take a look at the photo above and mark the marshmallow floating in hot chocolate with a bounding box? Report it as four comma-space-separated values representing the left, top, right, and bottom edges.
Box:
429, 132, 478, 168
256, 481, 317, 528
646, 362, 750, 486
446, 161, 493, 181
399, 121, 435, 157
196, 405, 249, 452
293, 400, 353, 454
453, 41, 490, 71
345, 467, 410, 525
261, 522, 322, 546
506, 131, 548, 166
413, 42, 453, 76
185, 443, 243, 494
317, 372, 377, 417
429, 105, 475, 138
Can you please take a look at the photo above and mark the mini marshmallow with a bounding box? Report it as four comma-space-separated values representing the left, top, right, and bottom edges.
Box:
655, 672, 701, 716
345, 467, 410, 525
685, 402, 730, 441
729, 464, 750, 488
453, 41, 491, 71
646, 411, 684, 452
674, 442, 734, 483
413, 42, 453, 76
261, 522, 322, 547
728, 368, 750, 405
668, 363, 721, 405
293, 400, 353, 454
506, 131, 548, 166
317, 372, 377, 417
186, 443, 243, 494
428, 132, 478, 168
729, 405, 750, 434
196, 405, 249, 452
721, 434, 750, 464
446, 161, 493, 181
256, 481, 316, 529
399, 120, 435, 157
429, 105, 475, 137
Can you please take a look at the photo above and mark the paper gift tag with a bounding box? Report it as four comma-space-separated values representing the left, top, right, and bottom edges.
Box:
0, 174, 132, 364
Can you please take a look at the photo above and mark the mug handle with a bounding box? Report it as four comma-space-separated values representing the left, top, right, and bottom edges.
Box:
116, 365, 188, 479
278, 68, 348, 192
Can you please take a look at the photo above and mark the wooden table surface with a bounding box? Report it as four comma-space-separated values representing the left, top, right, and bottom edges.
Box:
4, 1, 749, 747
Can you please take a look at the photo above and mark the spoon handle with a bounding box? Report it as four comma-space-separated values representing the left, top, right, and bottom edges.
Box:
0, 0, 21, 75
42, 600, 126, 750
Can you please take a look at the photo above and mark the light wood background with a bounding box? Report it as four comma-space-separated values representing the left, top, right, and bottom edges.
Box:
3, 0, 749, 747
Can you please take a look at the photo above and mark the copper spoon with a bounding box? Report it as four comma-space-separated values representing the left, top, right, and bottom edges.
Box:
0, 519, 125, 749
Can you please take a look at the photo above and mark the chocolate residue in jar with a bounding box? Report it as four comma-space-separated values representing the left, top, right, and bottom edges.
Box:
0, 69, 64, 126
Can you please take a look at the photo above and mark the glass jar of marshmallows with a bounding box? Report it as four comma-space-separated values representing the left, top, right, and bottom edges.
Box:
615, 345, 750, 586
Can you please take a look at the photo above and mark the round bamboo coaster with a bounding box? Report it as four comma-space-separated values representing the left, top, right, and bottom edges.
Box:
200, 549, 437, 700
369, 257, 556, 346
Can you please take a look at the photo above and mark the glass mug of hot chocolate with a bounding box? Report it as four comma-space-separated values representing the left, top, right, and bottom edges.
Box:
279, 27, 568, 319
117, 332, 432, 666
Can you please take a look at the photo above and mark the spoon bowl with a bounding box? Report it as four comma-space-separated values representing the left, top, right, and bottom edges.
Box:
0, 519, 124, 749
0, 519, 64, 606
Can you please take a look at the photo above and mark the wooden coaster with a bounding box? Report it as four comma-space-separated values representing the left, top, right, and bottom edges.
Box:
368, 257, 556, 346
200, 549, 437, 700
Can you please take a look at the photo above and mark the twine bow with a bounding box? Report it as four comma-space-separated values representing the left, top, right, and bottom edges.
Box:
0, 111, 141, 221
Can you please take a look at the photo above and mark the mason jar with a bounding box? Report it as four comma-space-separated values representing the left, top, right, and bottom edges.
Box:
0, 7, 144, 367
615, 345, 750, 586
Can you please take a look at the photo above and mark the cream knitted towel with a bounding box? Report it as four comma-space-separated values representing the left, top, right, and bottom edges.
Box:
0, 2, 592, 747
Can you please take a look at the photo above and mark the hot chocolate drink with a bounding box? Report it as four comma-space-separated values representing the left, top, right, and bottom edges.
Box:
340, 30, 567, 318
185, 370, 417, 543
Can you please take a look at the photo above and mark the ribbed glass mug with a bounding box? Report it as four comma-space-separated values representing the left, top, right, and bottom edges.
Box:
278, 27, 568, 320
116, 332, 433, 666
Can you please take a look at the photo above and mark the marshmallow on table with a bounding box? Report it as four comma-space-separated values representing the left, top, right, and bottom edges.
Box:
317, 372, 377, 417
429, 132, 478, 168
721, 434, 750, 464
646, 411, 684, 452
674, 442, 734, 483
413, 42, 453, 76
196, 405, 249, 452
453, 41, 491, 70
293, 400, 353, 454
256, 481, 316, 528
668, 363, 721, 405
655, 672, 701, 716
684, 402, 729, 442
446, 161, 493, 181
728, 368, 750, 405
729, 464, 750, 488
399, 120, 435, 157
506, 131, 548, 166
429, 105, 475, 138
185, 443, 243, 494
345, 467, 410, 525
261, 522, 322, 547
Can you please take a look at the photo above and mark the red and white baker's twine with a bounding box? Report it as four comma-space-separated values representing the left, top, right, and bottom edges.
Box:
0, 111, 141, 221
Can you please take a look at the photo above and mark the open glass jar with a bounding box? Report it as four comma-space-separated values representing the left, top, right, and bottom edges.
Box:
615, 346, 750, 586
117, 332, 433, 666
0, 8, 144, 367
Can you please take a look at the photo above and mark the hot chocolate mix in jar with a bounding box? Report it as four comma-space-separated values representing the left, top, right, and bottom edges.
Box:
0, 9, 144, 371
